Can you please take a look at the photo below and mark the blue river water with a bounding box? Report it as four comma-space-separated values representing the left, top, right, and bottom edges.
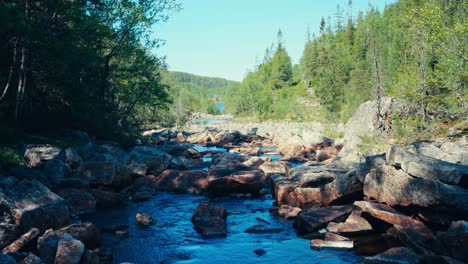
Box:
89, 192, 361, 264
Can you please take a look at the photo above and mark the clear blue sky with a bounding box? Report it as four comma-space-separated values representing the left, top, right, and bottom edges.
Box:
152, 0, 397, 82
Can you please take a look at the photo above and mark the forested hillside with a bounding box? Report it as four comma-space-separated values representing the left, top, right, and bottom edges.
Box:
225, 0, 466, 139
156, 71, 238, 127
0, 0, 179, 143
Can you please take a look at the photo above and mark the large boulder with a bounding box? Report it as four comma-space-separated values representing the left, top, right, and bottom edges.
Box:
386, 146, 468, 187
355, 201, 442, 255
363, 163, 468, 213
326, 210, 373, 235
64, 148, 83, 170
191, 204, 227, 238
56, 222, 100, 249
56, 189, 96, 215
259, 162, 290, 177
2, 179, 70, 231
127, 146, 172, 176
152, 170, 209, 194
293, 205, 354, 236
24, 145, 64, 168
91, 189, 122, 209
439, 221, 468, 261
78, 160, 131, 188
207, 170, 265, 196
54, 233, 85, 264
37, 229, 59, 264
270, 160, 362, 208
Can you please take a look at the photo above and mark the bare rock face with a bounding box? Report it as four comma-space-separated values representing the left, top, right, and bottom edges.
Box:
386, 146, 468, 187
191, 204, 227, 238
54, 233, 85, 264
56, 188, 96, 215
19, 253, 42, 264
91, 189, 122, 209
207, 170, 266, 196
3, 179, 70, 232
293, 205, 354, 236
364, 247, 420, 264
363, 163, 468, 212
64, 148, 83, 170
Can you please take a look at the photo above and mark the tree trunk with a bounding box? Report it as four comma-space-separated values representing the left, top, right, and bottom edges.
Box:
0, 38, 17, 102
420, 50, 428, 122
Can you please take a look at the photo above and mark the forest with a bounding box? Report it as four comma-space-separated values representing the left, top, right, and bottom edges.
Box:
224, 0, 466, 140
0, 0, 180, 143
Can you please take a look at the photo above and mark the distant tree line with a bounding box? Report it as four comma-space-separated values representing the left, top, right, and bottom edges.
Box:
0, 0, 180, 143
225, 0, 467, 129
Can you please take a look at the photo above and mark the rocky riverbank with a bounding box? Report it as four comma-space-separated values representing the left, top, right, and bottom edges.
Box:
0, 98, 466, 263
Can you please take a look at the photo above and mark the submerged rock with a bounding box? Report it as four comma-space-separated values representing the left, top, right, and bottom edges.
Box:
191, 204, 227, 238
244, 225, 283, 234
136, 213, 156, 227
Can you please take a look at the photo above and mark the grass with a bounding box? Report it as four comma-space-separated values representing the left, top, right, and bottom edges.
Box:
0, 146, 23, 165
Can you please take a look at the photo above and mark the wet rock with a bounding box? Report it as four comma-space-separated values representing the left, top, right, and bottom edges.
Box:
0, 224, 21, 249
310, 238, 354, 250
54, 233, 85, 264
259, 162, 290, 177
2, 228, 40, 253
278, 205, 302, 220
327, 210, 372, 235
91, 189, 122, 209
24, 145, 64, 168
127, 146, 172, 176
136, 213, 155, 227
293, 205, 353, 236
153, 170, 209, 195
253, 249, 266, 256
244, 225, 283, 234
191, 204, 227, 238
78, 160, 131, 188
56, 222, 101, 249
37, 229, 59, 264
439, 220, 468, 261
364, 247, 420, 264
3, 179, 70, 231
56, 189, 96, 215
363, 163, 468, 212
386, 146, 468, 187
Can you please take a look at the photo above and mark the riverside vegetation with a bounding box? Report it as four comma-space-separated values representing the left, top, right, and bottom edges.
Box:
0, 0, 467, 264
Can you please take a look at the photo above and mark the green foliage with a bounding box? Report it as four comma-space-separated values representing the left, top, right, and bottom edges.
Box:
0, 146, 22, 165
0, 0, 180, 143
298, 0, 466, 133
